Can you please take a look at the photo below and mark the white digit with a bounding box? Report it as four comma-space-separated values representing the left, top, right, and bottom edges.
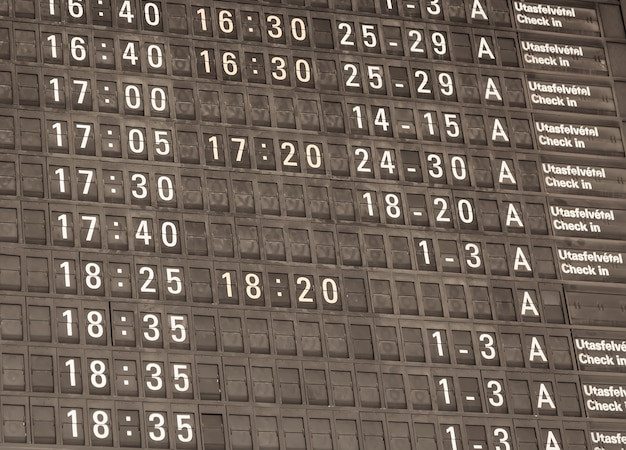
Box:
222, 52, 238, 76
438, 72, 454, 96
92, 410, 110, 439
305, 144, 322, 168
49, 77, 61, 102
131, 173, 148, 199
143, 314, 160, 341
128, 128, 145, 153
147, 44, 163, 68
68, 0, 84, 18
221, 272, 233, 298
218, 9, 234, 33
54, 167, 67, 192
444, 113, 460, 138
352, 105, 364, 129
458, 199, 474, 224
438, 377, 452, 404
290, 17, 307, 41
57, 213, 69, 240
148, 413, 166, 441
118, 0, 134, 22
479, 333, 497, 360
380, 150, 395, 173
432, 330, 444, 356
465, 243, 482, 268
89, 360, 107, 388
354, 148, 371, 173
139, 266, 156, 293
84, 262, 102, 290
338, 23, 354, 46
450, 156, 467, 180
82, 215, 97, 241
427, 0, 442, 15
245, 273, 261, 300
77, 169, 93, 195
271, 56, 287, 81
172, 364, 190, 392
154, 130, 170, 155
445, 426, 458, 450
70, 37, 87, 61
322, 278, 338, 304
295, 59, 311, 83
434, 197, 450, 223
157, 175, 174, 201
367, 65, 383, 89
176, 414, 193, 443
161, 221, 178, 248
145, 362, 163, 390
75, 123, 91, 148
266, 15, 283, 39
65, 358, 77, 386
296, 276, 313, 303
344, 63, 360, 88
385, 193, 401, 218
196, 8, 208, 31
72, 80, 88, 104
281, 142, 297, 166
122, 42, 139, 65
62, 309, 73, 336
87, 310, 104, 338
124, 84, 142, 109
432, 32, 447, 56
418, 240, 432, 265
166, 267, 183, 295
150, 87, 167, 112
143, 2, 160, 26
67, 409, 79, 438
427, 154, 444, 178
170, 316, 187, 343
361, 24, 377, 48
52, 122, 64, 147
493, 427, 511, 450
362, 192, 375, 217
408, 30, 424, 53
487, 380, 504, 407
415, 70, 432, 94
135, 220, 152, 245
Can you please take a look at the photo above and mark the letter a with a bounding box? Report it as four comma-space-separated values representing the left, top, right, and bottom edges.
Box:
498, 160, 516, 185
485, 77, 502, 101
520, 291, 540, 317
491, 119, 510, 142
537, 383, 556, 409
471, 0, 489, 20
478, 37, 496, 60
545, 431, 562, 450
529, 337, 547, 362
513, 247, 532, 272
505, 203, 524, 228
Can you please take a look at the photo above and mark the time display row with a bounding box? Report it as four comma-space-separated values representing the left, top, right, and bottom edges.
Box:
0, 348, 585, 415
6, 24, 613, 77
1, 267, 571, 325
1, 125, 565, 191
10, 189, 617, 244
0, 394, 591, 449
0, 99, 571, 154
5, 65, 618, 118
1, 0, 612, 40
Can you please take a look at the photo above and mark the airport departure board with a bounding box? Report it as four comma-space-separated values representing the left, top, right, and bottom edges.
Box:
0, 0, 626, 447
